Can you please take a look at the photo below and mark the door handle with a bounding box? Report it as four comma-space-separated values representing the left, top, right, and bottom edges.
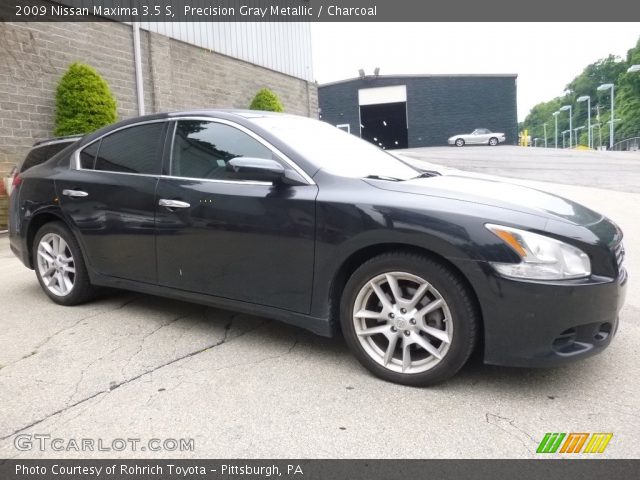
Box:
62, 189, 89, 198
159, 199, 190, 209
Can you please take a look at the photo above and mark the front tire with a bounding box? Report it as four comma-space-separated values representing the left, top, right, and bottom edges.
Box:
455, 138, 465, 147
33, 221, 95, 305
340, 253, 478, 386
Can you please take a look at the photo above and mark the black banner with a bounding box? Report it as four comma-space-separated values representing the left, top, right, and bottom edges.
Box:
1, 0, 640, 22
1, 460, 639, 480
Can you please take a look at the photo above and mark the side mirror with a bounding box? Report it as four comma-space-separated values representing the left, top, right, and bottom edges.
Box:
227, 157, 285, 182
227, 157, 308, 186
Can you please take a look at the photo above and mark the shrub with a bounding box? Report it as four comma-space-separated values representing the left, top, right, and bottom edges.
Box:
249, 88, 284, 112
54, 63, 117, 136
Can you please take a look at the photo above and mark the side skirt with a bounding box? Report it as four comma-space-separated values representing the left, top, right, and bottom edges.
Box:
89, 271, 334, 337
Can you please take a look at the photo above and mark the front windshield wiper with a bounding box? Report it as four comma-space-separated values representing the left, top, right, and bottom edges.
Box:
364, 174, 404, 182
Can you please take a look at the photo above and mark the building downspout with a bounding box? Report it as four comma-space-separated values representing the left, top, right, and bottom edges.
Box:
132, 22, 145, 116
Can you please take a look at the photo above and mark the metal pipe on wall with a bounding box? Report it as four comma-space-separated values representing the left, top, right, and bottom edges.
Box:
132, 22, 145, 116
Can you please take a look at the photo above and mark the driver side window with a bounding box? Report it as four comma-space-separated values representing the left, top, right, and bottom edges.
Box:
171, 120, 275, 181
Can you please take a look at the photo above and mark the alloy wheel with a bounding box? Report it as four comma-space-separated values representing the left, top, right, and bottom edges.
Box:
352, 272, 453, 374
36, 233, 76, 297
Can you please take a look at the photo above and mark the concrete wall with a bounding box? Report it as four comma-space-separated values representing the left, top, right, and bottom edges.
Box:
0, 21, 318, 227
318, 75, 518, 148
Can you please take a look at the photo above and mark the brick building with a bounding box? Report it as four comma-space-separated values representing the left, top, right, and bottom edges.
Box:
0, 19, 318, 227
318, 74, 517, 149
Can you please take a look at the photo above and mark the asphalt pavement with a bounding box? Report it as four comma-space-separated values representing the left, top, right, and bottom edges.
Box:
401, 145, 640, 193
0, 147, 638, 458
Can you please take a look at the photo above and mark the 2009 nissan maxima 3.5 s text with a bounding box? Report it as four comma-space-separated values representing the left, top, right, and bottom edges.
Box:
9, 110, 627, 386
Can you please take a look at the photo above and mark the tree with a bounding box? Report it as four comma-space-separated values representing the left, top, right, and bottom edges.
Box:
616, 38, 640, 140
54, 63, 117, 136
521, 97, 565, 145
521, 41, 640, 147
249, 88, 284, 112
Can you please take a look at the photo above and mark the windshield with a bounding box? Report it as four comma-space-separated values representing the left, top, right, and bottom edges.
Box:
249, 116, 419, 180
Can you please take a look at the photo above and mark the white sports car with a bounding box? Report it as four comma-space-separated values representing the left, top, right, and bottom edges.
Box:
448, 128, 506, 147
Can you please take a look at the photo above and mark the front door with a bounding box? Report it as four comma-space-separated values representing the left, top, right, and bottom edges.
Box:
155, 119, 317, 313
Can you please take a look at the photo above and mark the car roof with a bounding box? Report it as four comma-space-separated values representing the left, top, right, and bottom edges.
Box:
111, 109, 299, 124
76, 109, 305, 148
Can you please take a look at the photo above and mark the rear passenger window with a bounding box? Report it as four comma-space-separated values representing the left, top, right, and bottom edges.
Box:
79, 141, 100, 169
94, 123, 164, 174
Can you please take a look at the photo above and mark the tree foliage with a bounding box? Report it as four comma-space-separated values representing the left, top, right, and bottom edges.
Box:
617, 38, 640, 139
522, 37, 640, 148
249, 88, 284, 112
54, 63, 117, 136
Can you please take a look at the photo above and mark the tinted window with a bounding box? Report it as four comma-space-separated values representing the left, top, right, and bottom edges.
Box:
21, 146, 48, 172
95, 123, 164, 174
80, 141, 100, 169
48, 141, 74, 158
171, 120, 273, 180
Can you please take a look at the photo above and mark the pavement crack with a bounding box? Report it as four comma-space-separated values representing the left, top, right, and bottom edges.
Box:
0, 316, 263, 440
485, 413, 536, 454
119, 312, 191, 379
0, 391, 105, 441
1, 296, 141, 371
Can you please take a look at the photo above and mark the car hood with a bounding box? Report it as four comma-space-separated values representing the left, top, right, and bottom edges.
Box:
365, 174, 603, 227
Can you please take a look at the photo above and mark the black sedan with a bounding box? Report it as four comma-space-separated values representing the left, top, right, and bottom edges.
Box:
8, 110, 627, 386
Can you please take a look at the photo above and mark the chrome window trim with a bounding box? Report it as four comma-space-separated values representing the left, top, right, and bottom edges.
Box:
160, 174, 271, 186
72, 116, 316, 186
33, 137, 82, 149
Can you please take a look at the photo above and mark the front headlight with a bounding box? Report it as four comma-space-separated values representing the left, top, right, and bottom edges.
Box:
486, 224, 591, 280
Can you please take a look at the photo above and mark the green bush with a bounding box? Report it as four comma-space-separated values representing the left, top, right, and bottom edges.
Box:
249, 88, 284, 112
54, 63, 117, 136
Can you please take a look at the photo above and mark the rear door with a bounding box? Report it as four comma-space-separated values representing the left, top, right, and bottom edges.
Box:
57, 121, 167, 283
154, 118, 318, 313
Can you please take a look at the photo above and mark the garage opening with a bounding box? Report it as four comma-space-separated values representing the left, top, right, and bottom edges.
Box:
360, 102, 408, 150
358, 85, 408, 150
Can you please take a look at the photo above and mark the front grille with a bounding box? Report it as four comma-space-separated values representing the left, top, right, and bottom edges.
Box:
614, 242, 625, 271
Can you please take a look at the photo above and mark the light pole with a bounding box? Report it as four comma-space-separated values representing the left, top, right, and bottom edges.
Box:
574, 126, 585, 146
577, 95, 591, 149
628, 65, 640, 73
560, 105, 573, 148
562, 129, 570, 149
543, 123, 548, 148
552, 111, 560, 149
597, 83, 615, 149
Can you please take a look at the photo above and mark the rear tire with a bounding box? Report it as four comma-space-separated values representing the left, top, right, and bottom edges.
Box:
340, 252, 479, 386
488, 137, 499, 146
33, 221, 95, 306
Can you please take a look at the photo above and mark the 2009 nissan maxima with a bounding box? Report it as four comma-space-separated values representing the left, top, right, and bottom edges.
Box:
9, 110, 627, 386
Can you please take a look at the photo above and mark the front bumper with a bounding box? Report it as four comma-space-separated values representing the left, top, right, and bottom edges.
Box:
475, 265, 627, 367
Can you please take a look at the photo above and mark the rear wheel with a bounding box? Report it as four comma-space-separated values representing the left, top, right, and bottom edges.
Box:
488, 137, 499, 146
34, 221, 95, 305
455, 138, 465, 147
340, 253, 478, 386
